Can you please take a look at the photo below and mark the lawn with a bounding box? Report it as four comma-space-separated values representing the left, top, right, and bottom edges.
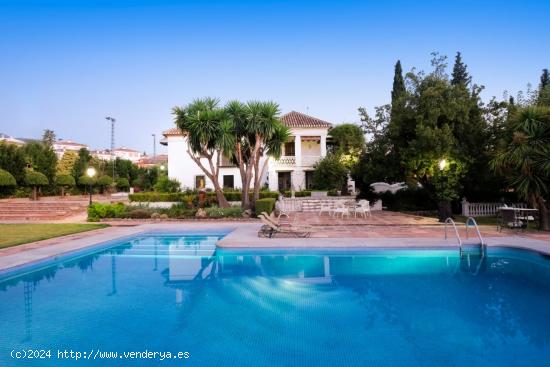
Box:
0, 223, 109, 249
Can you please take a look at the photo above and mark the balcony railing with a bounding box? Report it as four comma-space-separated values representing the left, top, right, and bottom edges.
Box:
274, 156, 296, 167
273, 155, 322, 168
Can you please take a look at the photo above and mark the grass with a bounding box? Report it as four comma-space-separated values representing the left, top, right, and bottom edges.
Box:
0, 223, 109, 249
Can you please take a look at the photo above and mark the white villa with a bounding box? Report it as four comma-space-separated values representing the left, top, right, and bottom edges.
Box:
53, 139, 89, 158
162, 111, 331, 192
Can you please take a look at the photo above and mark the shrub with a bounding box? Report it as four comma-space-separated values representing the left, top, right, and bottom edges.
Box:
312, 154, 348, 191
0, 168, 16, 197
55, 174, 76, 196
78, 175, 95, 186
164, 204, 198, 218
259, 191, 279, 199
153, 176, 181, 193
25, 170, 49, 200
0, 168, 16, 187
87, 202, 127, 222
282, 190, 311, 198
127, 208, 153, 219
129, 192, 183, 202
55, 174, 75, 187
25, 170, 49, 186
364, 188, 437, 211
205, 206, 243, 218
97, 175, 113, 187
116, 177, 130, 191
255, 198, 276, 215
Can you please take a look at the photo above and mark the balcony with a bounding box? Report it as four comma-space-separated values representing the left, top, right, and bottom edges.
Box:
273, 155, 322, 168
274, 156, 296, 168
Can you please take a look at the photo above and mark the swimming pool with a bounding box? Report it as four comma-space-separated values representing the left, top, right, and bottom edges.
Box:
1, 232, 550, 367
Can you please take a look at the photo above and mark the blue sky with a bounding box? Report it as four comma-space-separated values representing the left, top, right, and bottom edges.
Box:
1, 0, 549, 154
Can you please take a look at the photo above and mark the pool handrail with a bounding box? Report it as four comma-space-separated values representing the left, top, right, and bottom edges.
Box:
444, 217, 462, 253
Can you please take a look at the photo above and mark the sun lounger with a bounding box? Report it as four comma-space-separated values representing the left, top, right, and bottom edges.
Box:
258, 215, 312, 238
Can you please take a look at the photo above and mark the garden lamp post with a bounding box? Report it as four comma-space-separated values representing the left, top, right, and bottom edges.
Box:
86, 167, 96, 205
439, 159, 447, 171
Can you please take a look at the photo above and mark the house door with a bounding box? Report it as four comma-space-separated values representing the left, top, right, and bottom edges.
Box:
305, 171, 314, 189
278, 172, 291, 192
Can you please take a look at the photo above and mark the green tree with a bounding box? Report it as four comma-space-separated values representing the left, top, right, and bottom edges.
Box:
55, 174, 76, 196
72, 148, 92, 180
96, 175, 113, 194
116, 177, 130, 192
538, 69, 550, 106
491, 106, 550, 230
25, 170, 49, 200
451, 51, 471, 86
22, 142, 57, 188
173, 98, 235, 208
0, 168, 17, 196
42, 129, 56, 147
312, 154, 348, 192
153, 176, 181, 193
0, 142, 27, 184
391, 60, 406, 107
329, 123, 365, 155
225, 100, 291, 207
56, 151, 79, 175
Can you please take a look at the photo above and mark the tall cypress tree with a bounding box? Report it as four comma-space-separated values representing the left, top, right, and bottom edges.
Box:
540, 69, 550, 90
451, 52, 471, 86
391, 60, 405, 106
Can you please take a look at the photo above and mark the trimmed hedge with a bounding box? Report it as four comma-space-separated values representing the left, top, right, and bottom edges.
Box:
25, 171, 49, 186
0, 169, 16, 187
282, 190, 311, 198
97, 175, 113, 187
255, 198, 276, 215
129, 191, 280, 203
204, 207, 243, 218
55, 174, 75, 187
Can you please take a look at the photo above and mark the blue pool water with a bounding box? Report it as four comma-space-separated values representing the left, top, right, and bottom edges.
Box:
1, 232, 550, 367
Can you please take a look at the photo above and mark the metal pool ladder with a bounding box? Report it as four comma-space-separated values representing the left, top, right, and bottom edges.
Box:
444, 217, 462, 252
445, 217, 486, 257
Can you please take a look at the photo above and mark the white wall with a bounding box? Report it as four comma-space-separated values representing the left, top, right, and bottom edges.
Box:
167, 126, 328, 192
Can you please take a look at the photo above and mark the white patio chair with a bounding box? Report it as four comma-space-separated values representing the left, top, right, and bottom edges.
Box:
354, 200, 371, 218
319, 201, 332, 216
333, 202, 350, 218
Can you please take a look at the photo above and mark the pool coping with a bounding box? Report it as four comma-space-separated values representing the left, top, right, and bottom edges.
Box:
0, 222, 549, 273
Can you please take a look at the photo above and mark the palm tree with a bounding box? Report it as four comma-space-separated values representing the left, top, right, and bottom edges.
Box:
225, 100, 290, 208
172, 98, 234, 208
491, 106, 550, 230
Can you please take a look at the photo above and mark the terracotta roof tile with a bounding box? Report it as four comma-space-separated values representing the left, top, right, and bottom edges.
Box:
280, 111, 332, 128
162, 127, 184, 136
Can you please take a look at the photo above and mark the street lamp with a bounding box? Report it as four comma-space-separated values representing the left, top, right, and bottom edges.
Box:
438, 159, 447, 171
159, 165, 165, 172
86, 167, 97, 205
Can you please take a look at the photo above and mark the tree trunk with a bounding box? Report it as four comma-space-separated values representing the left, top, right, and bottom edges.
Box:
536, 197, 550, 231
32, 186, 38, 201
186, 148, 230, 208
437, 200, 452, 222
213, 181, 230, 208
61, 186, 65, 197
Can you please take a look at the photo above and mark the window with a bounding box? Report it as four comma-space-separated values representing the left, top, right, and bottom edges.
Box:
195, 175, 206, 189
284, 141, 295, 156
223, 175, 234, 189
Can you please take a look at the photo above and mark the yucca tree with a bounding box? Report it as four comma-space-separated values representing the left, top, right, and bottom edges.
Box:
491, 106, 550, 230
172, 98, 234, 208
225, 100, 290, 208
